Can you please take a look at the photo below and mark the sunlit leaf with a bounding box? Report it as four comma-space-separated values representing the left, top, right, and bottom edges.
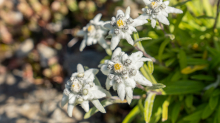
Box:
122, 105, 140, 123
144, 93, 156, 123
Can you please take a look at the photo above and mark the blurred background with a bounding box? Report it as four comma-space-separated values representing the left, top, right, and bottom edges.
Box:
0, 0, 219, 123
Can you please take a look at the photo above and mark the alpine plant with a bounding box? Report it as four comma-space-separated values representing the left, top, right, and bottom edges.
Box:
61, 64, 111, 117
99, 48, 153, 104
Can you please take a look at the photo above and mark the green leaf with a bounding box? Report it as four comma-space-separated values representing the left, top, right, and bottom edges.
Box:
165, 58, 176, 67
94, 76, 101, 86
212, 89, 220, 96
171, 102, 181, 123
148, 61, 154, 74
178, 50, 187, 70
122, 105, 140, 123
217, 105, 220, 123
201, 104, 215, 119
190, 75, 215, 81
162, 98, 170, 122
209, 96, 219, 110
84, 98, 127, 119
138, 98, 145, 115
185, 95, 193, 108
183, 110, 203, 121
158, 40, 170, 62
165, 34, 175, 40
147, 83, 166, 90
187, 58, 209, 65
144, 93, 156, 123
105, 35, 112, 39
134, 37, 152, 44
164, 80, 205, 95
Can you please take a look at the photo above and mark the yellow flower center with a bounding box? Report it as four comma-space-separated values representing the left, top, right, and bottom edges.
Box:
151, 2, 157, 8
87, 25, 95, 32
116, 19, 124, 27
72, 84, 75, 87
114, 63, 122, 71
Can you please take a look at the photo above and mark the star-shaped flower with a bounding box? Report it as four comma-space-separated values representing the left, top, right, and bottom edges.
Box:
104, 6, 148, 50
99, 48, 152, 104
77, 13, 109, 51
61, 64, 111, 117
139, 0, 183, 28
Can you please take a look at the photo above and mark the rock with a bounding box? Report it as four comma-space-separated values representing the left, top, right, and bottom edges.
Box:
16, 39, 34, 58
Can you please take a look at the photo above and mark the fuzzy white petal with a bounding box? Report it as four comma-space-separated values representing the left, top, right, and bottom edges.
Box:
67, 95, 76, 117
87, 37, 93, 46
161, 11, 168, 17
126, 95, 132, 105
124, 78, 136, 88
134, 72, 152, 86
125, 34, 134, 45
131, 19, 148, 27
101, 65, 110, 75
116, 10, 125, 18
77, 64, 84, 73
104, 22, 112, 29
95, 85, 112, 97
111, 35, 120, 50
125, 87, 133, 99
165, 6, 183, 14
112, 47, 122, 59
106, 78, 111, 90
61, 94, 69, 107
113, 83, 117, 91
81, 101, 90, 112
125, 6, 131, 18
151, 19, 157, 28
157, 14, 170, 25
164, 1, 169, 6
138, 14, 150, 20
91, 100, 106, 113
135, 61, 144, 69
117, 83, 126, 101
139, 57, 152, 62
130, 51, 143, 62
77, 30, 85, 36
98, 37, 108, 49
93, 13, 102, 22
143, 0, 151, 5
79, 39, 86, 51
129, 26, 137, 32
84, 68, 99, 77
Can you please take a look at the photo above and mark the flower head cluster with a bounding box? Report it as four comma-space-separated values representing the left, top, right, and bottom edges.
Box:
99, 48, 152, 104
139, 0, 183, 28
77, 14, 109, 51
61, 64, 111, 117
104, 7, 148, 50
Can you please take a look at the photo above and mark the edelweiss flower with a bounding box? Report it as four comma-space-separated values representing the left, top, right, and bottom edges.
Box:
61, 64, 111, 117
77, 13, 108, 51
99, 48, 152, 104
139, 0, 183, 28
104, 6, 148, 50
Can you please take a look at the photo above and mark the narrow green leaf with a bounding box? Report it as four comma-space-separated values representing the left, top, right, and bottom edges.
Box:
105, 35, 112, 39
212, 89, 220, 96
144, 93, 156, 123
178, 50, 187, 70
185, 95, 193, 108
94, 76, 101, 86
183, 110, 203, 121
138, 98, 145, 114
147, 83, 166, 90
171, 102, 181, 123
164, 80, 205, 95
134, 37, 152, 44
201, 104, 215, 119
122, 105, 140, 123
191, 75, 215, 81
162, 98, 170, 122
209, 96, 219, 110
148, 61, 154, 74
217, 105, 220, 123
158, 40, 170, 62
165, 58, 176, 67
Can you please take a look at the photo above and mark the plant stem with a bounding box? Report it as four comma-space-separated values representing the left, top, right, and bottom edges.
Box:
213, 0, 220, 31
134, 46, 156, 62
